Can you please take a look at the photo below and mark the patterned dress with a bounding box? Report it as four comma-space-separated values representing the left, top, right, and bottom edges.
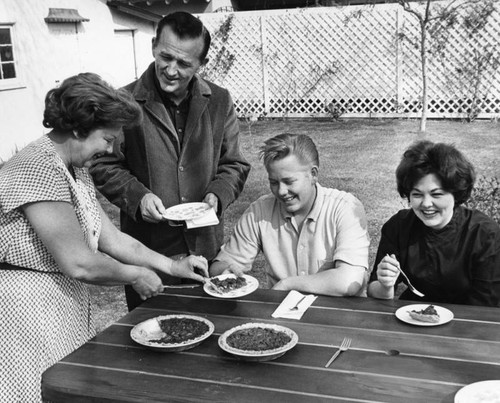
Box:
0, 135, 102, 402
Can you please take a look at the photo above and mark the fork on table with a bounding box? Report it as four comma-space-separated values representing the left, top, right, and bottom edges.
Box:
289, 295, 307, 311
325, 337, 351, 368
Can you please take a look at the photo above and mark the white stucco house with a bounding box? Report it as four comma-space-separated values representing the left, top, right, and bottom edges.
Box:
0, 0, 233, 161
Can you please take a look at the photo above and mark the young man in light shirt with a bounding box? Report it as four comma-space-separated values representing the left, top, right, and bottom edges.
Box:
210, 133, 370, 296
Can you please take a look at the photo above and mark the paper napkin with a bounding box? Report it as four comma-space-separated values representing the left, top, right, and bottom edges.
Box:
271, 290, 317, 320
185, 207, 219, 229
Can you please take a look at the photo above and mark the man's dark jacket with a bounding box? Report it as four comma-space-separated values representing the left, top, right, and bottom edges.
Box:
90, 63, 250, 261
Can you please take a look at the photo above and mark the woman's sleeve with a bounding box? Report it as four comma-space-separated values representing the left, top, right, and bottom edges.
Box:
467, 223, 500, 307
0, 154, 71, 213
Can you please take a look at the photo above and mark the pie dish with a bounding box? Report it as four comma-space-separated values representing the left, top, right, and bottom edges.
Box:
130, 314, 214, 352
218, 322, 298, 361
395, 304, 454, 326
204, 274, 259, 298
163, 202, 210, 221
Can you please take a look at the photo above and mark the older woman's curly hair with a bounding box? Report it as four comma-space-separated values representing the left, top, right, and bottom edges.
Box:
396, 140, 476, 206
43, 72, 141, 137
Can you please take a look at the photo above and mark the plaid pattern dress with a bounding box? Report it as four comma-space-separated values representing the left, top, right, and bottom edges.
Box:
0, 135, 101, 402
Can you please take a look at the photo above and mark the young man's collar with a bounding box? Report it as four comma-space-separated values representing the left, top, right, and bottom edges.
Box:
281, 183, 323, 222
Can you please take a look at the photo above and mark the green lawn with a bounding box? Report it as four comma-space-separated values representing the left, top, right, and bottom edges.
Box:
91, 118, 500, 332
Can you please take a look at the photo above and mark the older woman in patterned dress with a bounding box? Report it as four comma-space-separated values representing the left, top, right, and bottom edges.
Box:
0, 73, 209, 402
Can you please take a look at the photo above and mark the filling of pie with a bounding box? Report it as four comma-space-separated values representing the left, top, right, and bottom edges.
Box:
151, 317, 209, 344
226, 327, 291, 351
408, 305, 440, 323
211, 276, 247, 293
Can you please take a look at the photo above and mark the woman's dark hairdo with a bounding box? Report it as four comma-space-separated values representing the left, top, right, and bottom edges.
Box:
396, 140, 476, 205
42, 72, 142, 137
154, 11, 211, 62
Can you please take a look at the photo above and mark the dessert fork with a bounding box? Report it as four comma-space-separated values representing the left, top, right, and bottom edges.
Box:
289, 295, 307, 311
395, 266, 425, 298
325, 337, 351, 368
386, 254, 424, 298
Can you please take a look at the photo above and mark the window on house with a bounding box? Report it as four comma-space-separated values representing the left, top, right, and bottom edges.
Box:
0, 25, 17, 82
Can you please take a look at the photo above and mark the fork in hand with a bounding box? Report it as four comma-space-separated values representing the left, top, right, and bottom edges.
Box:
396, 267, 425, 297
386, 254, 425, 298
325, 337, 351, 368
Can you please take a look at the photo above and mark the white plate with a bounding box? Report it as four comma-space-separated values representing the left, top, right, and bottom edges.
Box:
204, 274, 259, 299
130, 314, 214, 352
395, 304, 454, 326
218, 322, 298, 361
455, 380, 500, 403
163, 202, 210, 221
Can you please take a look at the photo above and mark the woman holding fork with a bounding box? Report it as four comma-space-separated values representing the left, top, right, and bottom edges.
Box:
368, 140, 500, 307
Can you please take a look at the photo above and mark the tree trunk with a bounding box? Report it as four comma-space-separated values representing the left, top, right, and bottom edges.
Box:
419, 21, 428, 132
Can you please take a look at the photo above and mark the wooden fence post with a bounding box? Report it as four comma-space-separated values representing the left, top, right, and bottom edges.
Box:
260, 14, 270, 118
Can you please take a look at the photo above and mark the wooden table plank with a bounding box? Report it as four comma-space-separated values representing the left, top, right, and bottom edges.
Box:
156, 288, 500, 323
139, 294, 500, 341
45, 342, 464, 403
114, 296, 500, 363
42, 365, 333, 403
90, 325, 500, 387
122, 294, 500, 341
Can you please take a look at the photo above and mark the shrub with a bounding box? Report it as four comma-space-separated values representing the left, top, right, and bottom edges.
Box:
466, 175, 500, 224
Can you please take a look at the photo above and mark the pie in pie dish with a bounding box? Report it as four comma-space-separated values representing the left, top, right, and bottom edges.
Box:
408, 304, 440, 323
151, 317, 210, 344
218, 323, 298, 361
226, 326, 291, 351
130, 314, 214, 352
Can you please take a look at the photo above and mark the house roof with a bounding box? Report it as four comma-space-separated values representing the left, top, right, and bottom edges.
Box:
232, 0, 400, 10
44, 8, 90, 23
107, 0, 402, 15
107, 1, 163, 22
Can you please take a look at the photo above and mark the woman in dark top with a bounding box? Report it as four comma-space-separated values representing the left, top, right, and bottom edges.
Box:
368, 140, 500, 306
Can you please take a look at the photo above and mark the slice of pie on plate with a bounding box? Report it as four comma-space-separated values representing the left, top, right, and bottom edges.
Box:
209, 276, 247, 294
408, 304, 440, 323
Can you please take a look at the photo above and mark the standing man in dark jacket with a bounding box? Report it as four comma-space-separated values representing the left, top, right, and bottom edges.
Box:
90, 11, 250, 310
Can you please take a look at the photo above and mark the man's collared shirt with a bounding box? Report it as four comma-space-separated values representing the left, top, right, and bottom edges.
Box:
215, 184, 370, 286
154, 74, 191, 148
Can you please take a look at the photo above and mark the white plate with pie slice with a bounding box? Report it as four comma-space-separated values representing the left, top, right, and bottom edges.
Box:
455, 380, 500, 403
395, 304, 454, 326
163, 202, 210, 221
204, 274, 259, 298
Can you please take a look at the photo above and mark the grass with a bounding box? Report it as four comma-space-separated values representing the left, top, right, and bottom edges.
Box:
91, 118, 500, 332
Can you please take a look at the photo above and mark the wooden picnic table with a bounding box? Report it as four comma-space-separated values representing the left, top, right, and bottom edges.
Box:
42, 287, 500, 402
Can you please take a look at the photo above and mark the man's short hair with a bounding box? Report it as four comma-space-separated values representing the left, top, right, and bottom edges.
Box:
259, 133, 319, 169
153, 11, 211, 61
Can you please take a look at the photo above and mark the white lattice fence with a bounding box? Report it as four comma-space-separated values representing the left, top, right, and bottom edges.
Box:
199, 2, 500, 119
199, 14, 266, 117
398, 2, 500, 117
